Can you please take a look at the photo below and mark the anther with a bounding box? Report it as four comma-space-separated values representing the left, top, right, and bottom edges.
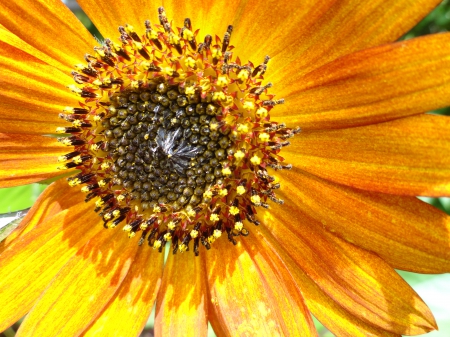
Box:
222, 25, 233, 52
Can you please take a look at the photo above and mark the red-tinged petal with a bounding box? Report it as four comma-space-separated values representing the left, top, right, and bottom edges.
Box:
266, 0, 441, 82
0, 133, 71, 188
256, 219, 436, 335
0, 26, 73, 74
1, 178, 84, 247
284, 114, 450, 196
81, 247, 164, 337
155, 251, 208, 337
274, 34, 450, 130
206, 239, 291, 336
240, 235, 318, 337
276, 170, 450, 273
254, 225, 401, 337
16, 228, 139, 337
0, 0, 95, 71
0, 201, 104, 332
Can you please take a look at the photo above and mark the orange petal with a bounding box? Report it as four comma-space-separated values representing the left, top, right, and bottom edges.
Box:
16, 228, 139, 337
1, 178, 84, 246
0, 133, 71, 188
206, 238, 309, 336
254, 225, 401, 337
265, 0, 441, 82
81, 246, 164, 337
258, 213, 436, 335
0, 42, 78, 135
276, 170, 450, 273
284, 114, 450, 196
274, 34, 450, 130
0, 26, 72, 74
0, 201, 104, 332
240, 235, 318, 336
155, 251, 208, 337
0, 0, 95, 71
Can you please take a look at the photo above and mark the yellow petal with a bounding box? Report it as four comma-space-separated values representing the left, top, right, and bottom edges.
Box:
0, 0, 95, 71
81, 247, 164, 337
277, 170, 450, 273
284, 114, 450, 196
155, 251, 208, 337
0, 201, 104, 332
0, 133, 70, 188
16, 229, 139, 337
275, 34, 450, 130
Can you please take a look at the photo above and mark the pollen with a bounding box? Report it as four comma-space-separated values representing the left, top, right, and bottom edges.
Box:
57, 7, 299, 256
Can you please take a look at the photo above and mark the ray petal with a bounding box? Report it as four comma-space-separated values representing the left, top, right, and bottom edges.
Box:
0, 133, 72, 188
274, 34, 450, 130
206, 238, 311, 336
0, 202, 103, 332
284, 114, 450, 196
1, 179, 84, 246
258, 216, 436, 335
155, 250, 208, 337
0, 0, 95, 70
275, 170, 450, 273
16, 229, 139, 337
81, 247, 164, 337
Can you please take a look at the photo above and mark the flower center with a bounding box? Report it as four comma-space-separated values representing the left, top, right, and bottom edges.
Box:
56, 7, 299, 255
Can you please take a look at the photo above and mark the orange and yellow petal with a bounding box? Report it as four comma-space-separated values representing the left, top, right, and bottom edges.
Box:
275, 33, 450, 130
206, 238, 315, 336
0, 26, 73, 75
0, 201, 104, 332
81, 247, 164, 337
276, 171, 450, 274
241, 236, 317, 336
155, 251, 208, 337
259, 217, 436, 335
284, 114, 450, 196
16, 229, 139, 337
1, 179, 85, 246
77, 0, 240, 45
255, 227, 402, 337
0, 43, 78, 135
0, 133, 70, 188
266, 0, 441, 81
0, 0, 95, 70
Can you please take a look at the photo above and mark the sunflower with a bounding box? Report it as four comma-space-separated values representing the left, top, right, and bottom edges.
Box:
1, 0, 450, 336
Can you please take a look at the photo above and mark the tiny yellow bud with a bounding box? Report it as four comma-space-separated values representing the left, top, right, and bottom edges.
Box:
256, 107, 268, 118
258, 132, 270, 142
190, 229, 199, 238
229, 206, 240, 215
234, 150, 245, 161
250, 154, 262, 165
236, 186, 246, 195
210, 214, 220, 222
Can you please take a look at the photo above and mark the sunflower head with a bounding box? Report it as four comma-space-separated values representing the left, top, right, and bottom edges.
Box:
56, 7, 299, 255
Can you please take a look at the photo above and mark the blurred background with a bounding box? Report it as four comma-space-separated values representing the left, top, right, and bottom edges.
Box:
1, 0, 450, 336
